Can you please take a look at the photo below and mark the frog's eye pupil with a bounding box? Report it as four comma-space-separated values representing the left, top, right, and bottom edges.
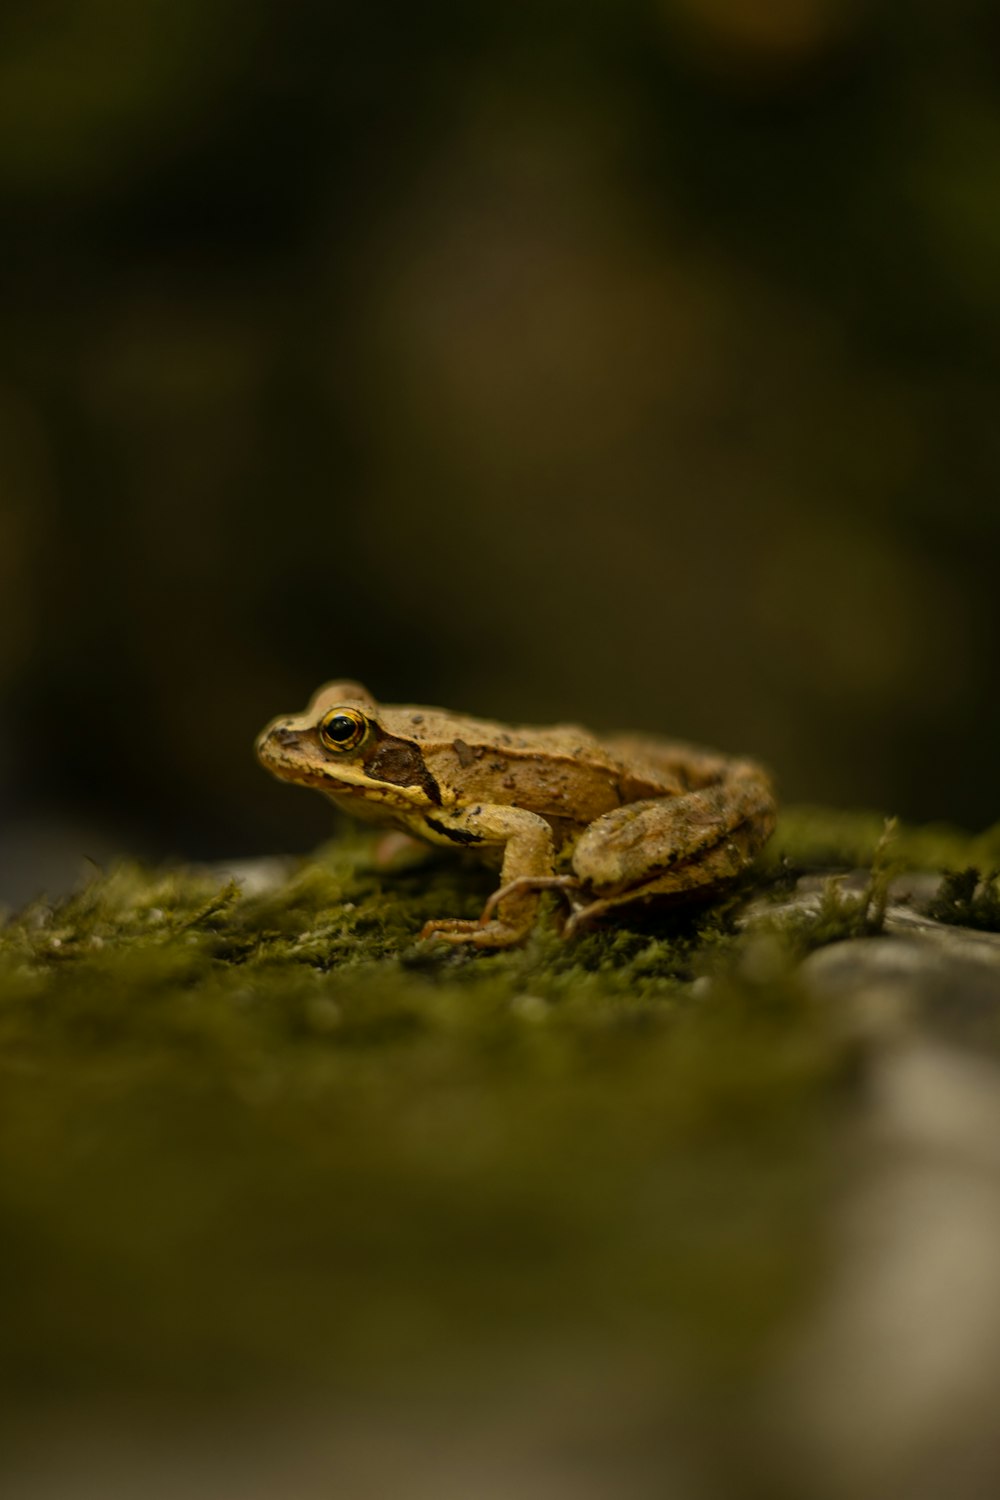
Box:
319, 709, 366, 752
327, 714, 357, 742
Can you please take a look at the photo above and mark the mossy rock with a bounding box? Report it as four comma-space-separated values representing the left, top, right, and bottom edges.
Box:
1, 805, 997, 1415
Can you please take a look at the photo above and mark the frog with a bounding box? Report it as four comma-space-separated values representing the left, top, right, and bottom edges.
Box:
256, 681, 777, 949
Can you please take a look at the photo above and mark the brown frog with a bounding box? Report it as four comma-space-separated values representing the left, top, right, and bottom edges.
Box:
256, 681, 777, 949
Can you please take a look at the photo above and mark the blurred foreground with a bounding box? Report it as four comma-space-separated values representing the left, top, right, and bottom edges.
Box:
4, 812, 1000, 1499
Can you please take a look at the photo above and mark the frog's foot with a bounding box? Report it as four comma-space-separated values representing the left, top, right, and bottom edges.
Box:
477, 874, 581, 927
562, 897, 616, 940
419, 916, 531, 950
420, 877, 581, 949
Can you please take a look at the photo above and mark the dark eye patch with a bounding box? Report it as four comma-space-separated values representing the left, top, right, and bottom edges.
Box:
364, 736, 442, 805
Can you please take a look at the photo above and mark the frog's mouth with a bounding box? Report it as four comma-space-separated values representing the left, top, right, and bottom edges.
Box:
255, 719, 309, 771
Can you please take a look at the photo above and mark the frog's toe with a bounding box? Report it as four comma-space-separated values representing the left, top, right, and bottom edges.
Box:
478, 874, 580, 926
419, 917, 528, 950
419, 917, 502, 947
563, 897, 615, 939
419, 917, 478, 943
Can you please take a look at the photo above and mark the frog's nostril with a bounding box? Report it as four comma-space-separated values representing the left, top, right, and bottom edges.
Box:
273, 724, 299, 747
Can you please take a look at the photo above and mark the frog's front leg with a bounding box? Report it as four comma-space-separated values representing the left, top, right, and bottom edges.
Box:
419, 805, 556, 950
569, 759, 776, 931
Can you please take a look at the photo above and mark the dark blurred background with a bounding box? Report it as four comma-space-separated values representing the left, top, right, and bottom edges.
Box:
2, 0, 999, 897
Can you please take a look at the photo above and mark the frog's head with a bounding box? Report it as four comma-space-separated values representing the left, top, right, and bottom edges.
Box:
256, 680, 443, 812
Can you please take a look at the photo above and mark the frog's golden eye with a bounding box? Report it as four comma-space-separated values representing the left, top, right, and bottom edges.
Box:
318, 707, 368, 753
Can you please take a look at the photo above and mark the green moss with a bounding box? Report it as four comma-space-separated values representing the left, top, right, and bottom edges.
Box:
0, 805, 991, 1407
768, 804, 1000, 874
762, 816, 904, 954
926, 868, 1000, 931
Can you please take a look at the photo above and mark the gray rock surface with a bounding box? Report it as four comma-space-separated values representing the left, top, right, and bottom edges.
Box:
759, 887, 1000, 1499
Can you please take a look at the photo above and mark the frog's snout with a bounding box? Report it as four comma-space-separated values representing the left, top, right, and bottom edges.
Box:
255, 719, 300, 767
270, 724, 300, 748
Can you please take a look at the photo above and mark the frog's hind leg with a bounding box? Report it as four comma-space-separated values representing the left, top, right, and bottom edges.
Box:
569, 759, 776, 934
566, 810, 771, 936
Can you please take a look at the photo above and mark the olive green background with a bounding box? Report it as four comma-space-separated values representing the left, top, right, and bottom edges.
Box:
3, 0, 999, 884
4, 11, 1000, 1493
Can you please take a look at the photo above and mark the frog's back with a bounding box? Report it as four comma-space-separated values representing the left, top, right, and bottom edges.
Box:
381, 704, 682, 832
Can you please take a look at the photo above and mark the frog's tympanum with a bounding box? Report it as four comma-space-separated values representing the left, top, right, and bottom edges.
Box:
256, 682, 777, 949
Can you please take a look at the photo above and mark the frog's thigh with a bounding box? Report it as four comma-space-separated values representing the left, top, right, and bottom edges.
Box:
567, 812, 771, 931
572, 770, 775, 898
